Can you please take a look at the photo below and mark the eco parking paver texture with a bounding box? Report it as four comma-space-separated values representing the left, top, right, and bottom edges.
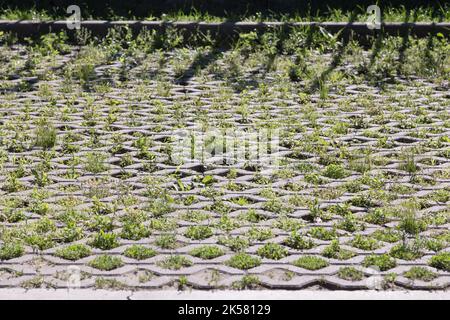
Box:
0, 33, 448, 292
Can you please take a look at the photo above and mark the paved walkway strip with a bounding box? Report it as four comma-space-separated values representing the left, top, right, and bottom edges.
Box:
0, 289, 449, 300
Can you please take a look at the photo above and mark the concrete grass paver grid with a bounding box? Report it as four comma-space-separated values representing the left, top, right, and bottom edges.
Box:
0, 34, 448, 292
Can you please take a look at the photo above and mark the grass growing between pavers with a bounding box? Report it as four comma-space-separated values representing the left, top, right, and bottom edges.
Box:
0, 25, 448, 291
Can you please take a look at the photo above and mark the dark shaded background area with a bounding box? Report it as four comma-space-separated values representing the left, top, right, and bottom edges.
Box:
0, 0, 448, 20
